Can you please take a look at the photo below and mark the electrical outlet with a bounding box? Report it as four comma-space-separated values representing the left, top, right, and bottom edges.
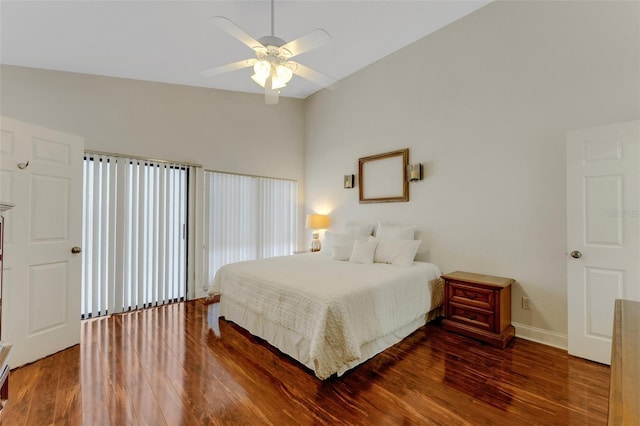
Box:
522, 297, 532, 310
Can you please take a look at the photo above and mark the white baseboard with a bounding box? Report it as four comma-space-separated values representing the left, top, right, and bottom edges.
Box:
513, 322, 568, 350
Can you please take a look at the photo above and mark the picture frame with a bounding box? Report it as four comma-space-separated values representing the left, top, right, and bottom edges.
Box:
358, 149, 409, 203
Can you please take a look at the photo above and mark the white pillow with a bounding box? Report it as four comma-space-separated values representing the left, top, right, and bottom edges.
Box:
342, 222, 374, 237
349, 239, 378, 264
332, 244, 354, 261
319, 231, 340, 255
374, 239, 422, 267
375, 221, 416, 240
321, 231, 367, 257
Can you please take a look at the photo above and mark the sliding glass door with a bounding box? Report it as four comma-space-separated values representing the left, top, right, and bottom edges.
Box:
81, 154, 188, 318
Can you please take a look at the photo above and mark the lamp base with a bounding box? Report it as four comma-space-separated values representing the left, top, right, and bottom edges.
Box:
310, 238, 321, 252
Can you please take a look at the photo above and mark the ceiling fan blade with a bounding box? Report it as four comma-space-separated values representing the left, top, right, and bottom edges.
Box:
280, 29, 331, 58
210, 16, 264, 51
289, 62, 337, 88
200, 59, 256, 77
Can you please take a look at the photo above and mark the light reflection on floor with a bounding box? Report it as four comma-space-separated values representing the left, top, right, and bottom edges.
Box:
207, 302, 221, 337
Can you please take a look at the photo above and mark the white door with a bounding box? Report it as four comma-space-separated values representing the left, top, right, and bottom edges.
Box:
0, 116, 84, 367
567, 120, 640, 365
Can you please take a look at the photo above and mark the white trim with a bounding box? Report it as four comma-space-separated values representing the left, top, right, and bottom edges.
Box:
204, 168, 298, 183
513, 322, 568, 350
85, 149, 202, 168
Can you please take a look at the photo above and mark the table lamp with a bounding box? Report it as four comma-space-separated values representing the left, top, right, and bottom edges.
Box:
305, 214, 330, 252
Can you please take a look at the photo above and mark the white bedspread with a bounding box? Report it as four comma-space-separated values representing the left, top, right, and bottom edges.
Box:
209, 254, 442, 379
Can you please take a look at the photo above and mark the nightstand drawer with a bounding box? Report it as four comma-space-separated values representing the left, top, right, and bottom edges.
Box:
442, 271, 515, 348
449, 282, 494, 310
449, 303, 495, 331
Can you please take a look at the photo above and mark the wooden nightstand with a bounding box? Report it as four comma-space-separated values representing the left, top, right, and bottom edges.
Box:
441, 271, 515, 348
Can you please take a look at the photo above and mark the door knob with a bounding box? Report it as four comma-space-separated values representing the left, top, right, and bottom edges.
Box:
570, 250, 582, 259
71, 246, 82, 254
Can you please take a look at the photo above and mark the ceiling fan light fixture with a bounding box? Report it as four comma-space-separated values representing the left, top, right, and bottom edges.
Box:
265, 75, 282, 92
205, 0, 334, 105
276, 64, 293, 84
253, 62, 290, 89
253, 60, 271, 78
270, 79, 287, 90
271, 65, 293, 89
251, 73, 267, 88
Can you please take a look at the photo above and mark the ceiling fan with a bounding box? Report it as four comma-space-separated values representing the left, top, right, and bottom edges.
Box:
201, 0, 336, 104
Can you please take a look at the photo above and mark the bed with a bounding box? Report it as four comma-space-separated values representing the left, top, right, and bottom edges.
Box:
208, 253, 443, 379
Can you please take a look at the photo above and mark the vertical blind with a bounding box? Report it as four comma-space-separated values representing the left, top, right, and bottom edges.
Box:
82, 154, 189, 318
204, 171, 298, 285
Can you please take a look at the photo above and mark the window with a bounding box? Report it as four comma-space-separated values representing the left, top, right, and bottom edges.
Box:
82, 154, 189, 318
204, 171, 298, 284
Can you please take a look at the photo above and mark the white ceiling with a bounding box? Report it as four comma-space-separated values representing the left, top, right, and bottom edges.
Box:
0, 1, 490, 99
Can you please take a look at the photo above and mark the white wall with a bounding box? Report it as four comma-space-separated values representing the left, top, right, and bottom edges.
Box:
0, 65, 307, 297
0, 65, 305, 180
304, 1, 640, 346
1, 0, 639, 347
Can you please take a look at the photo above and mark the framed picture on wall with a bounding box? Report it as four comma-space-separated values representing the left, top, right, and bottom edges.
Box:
358, 149, 409, 203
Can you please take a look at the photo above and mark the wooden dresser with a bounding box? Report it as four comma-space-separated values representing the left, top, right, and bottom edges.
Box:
608, 299, 640, 425
441, 271, 515, 348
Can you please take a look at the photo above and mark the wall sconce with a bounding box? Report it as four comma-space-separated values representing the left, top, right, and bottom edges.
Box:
407, 164, 423, 182
344, 174, 354, 189
305, 214, 330, 252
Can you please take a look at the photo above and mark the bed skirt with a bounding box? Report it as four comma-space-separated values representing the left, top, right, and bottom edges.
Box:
219, 297, 443, 378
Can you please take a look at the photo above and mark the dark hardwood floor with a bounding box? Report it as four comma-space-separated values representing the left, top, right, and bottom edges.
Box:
2, 300, 610, 425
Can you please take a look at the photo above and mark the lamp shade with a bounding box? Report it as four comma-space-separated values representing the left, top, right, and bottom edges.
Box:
305, 214, 330, 230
